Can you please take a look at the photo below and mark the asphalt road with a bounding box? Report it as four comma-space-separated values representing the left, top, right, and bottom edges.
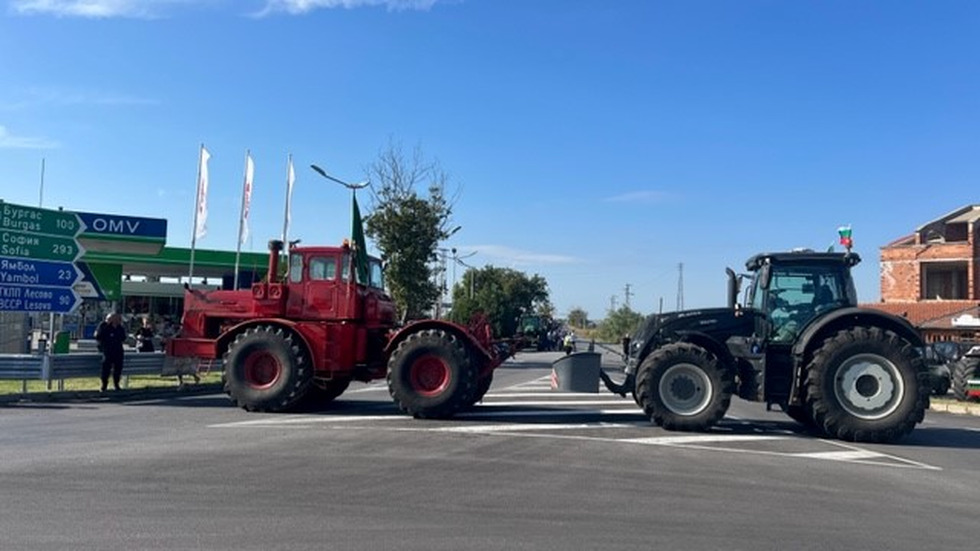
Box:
2, 351, 978, 550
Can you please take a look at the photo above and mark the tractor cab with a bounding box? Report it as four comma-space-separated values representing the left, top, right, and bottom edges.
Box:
283, 243, 396, 327
742, 251, 859, 343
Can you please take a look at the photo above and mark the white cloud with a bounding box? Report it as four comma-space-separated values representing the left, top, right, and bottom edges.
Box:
9, 0, 194, 18
258, 0, 440, 16
0, 125, 58, 149
603, 190, 672, 204
0, 88, 158, 111
463, 245, 578, 267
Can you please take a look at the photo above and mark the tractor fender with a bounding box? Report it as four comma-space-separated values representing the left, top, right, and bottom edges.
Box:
673, 330, 739, 372
215, 318, 313, 359
791, 307, 925, 359
385, 320, 495, 364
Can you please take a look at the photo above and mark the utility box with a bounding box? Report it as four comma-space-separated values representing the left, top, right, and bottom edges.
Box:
551, 352, 601, 393
52, 331, 71, 354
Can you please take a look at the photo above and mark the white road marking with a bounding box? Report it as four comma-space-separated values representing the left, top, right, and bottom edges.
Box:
431, 422, 635, 433
623, 434, 788, 445
792, 450, 881, 460
458, 408, 648, 419
209, 414, 402, 428
475, 400, 633, 407
484, 392, 614, 398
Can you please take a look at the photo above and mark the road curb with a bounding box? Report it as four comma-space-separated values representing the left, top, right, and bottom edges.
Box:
929, 401, 980, 416
0, 382, 224, 405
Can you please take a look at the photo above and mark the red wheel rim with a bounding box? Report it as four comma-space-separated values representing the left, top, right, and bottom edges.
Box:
409, 354, 451, 397
243, 351, 281, 390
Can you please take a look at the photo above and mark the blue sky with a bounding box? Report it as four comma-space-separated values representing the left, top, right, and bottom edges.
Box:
0, 0, 977, 319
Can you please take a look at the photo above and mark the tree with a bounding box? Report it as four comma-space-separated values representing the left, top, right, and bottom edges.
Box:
597, 305, 645, 342
364, 141, 455, 320
449, 266, 550, 338
536, 301, 556, 319
567, 307, 589, 329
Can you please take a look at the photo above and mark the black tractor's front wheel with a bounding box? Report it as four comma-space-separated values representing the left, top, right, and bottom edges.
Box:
806, 327, 928, 443
635, 343, 734, 431
223, 325, 312, 412
387, 329, 477, 418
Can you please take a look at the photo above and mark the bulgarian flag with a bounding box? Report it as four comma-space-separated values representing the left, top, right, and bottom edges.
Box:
838, 225, 853, 251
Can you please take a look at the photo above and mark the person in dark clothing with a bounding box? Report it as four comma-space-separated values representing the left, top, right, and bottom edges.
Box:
95, 313, 127, 391
135, 318, 155, 353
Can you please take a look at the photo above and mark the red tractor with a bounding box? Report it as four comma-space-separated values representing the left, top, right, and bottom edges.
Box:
165, 239, 506, 417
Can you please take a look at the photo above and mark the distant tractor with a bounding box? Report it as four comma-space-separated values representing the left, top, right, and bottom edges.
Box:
165, 239, 507, 418
516, 314, 556, 351
948, 342, 980, 401
602, 250, 930, 443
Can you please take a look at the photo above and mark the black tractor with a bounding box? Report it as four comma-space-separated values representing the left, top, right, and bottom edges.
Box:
601, 250, 930, 443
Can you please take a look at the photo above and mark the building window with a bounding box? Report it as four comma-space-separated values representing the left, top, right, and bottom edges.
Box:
921, 262, 968, 300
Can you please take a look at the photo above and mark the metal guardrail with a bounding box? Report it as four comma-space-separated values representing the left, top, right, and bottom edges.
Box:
0, 354, 43, 380
0, 353, 222, 382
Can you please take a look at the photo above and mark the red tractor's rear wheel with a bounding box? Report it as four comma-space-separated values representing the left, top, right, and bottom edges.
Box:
223, 325, 312, 412
387, 329, 477, 418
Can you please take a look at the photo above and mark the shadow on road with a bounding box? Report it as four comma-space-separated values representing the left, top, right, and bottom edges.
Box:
900, 426, 980, 450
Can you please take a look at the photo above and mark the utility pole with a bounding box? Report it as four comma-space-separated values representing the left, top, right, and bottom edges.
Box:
610, 295, 618, 312
676, 262, 685, 311
624, 283, 633, 309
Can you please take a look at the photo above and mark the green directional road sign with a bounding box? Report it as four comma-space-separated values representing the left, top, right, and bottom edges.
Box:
0, 229, 85, 262
0, 201, 85, 238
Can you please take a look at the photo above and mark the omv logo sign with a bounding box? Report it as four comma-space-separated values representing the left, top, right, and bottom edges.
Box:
76, 212, 167, 238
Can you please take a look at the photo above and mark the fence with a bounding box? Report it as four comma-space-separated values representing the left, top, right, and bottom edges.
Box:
0, 353, 222, 393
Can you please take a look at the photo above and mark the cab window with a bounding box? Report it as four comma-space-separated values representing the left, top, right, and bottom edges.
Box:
288, 254, 304, 283
369, 259, 384, 289
309, 257, 337, 281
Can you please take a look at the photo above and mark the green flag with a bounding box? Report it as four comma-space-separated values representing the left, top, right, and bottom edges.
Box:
352, 194, 369, 284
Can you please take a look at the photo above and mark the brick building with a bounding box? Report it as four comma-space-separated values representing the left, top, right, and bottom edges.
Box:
867, 204, 980, 342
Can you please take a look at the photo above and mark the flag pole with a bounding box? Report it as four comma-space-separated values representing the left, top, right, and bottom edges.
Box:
281, 154, 293, 245
234, 149, 250, 290
189, 143, 204, 282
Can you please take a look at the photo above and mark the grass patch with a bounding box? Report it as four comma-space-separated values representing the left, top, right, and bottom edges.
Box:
0, 372, 223, 395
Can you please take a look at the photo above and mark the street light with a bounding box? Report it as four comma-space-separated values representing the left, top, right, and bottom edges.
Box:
309, 164, 369, 192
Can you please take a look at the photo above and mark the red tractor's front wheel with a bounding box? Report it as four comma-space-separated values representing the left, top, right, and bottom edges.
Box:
387, 329, 477, 418
223, 325, 312, 412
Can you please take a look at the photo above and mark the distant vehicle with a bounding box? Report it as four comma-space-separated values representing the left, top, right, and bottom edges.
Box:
920, 343, 952, 396
943, 341, 980, 401
516, 314, 556, 351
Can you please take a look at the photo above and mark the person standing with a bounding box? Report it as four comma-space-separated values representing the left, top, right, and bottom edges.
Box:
95, 313, 127, 392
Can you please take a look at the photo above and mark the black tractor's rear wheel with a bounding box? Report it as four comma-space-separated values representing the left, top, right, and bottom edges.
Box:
223, 325, 312, 412
635, 343, 734, 431
387, 329, 477, 418
805, 327, 928, 443
951, 358, 979, 401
